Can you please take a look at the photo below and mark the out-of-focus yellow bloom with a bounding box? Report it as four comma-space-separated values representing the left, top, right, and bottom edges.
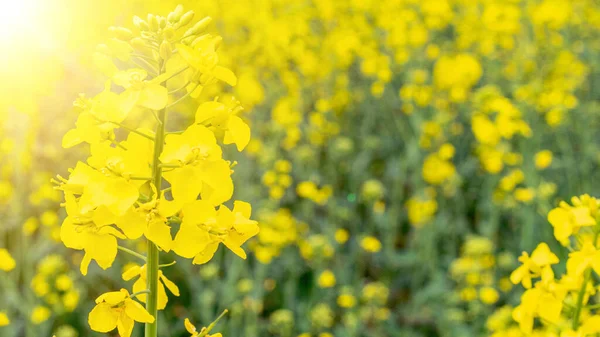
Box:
30, 306, 51, 324
479, 287, 499, 304
337, 294, 356, 308
0, 312, 9, 326
318, 270, 336, 288
0, 249, 15, 271
361, 236, 382, 253
534, 150, 553, 170
334, 229, 349, 244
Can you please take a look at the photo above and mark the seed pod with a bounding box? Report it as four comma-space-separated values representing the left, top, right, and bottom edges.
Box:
159, 40, 172, 60
108, 26, 133, 41
178, 11, 195, 27
148, 14, 159, 32
183, 16, 212, 38
133, 16, 149, 30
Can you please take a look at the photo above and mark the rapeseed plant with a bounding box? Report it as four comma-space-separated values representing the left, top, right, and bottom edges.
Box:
53, 5, 257, 336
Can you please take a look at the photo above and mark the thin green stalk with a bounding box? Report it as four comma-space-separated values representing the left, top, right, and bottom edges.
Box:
572, 268, 591, 330
146, 58, 168, 337
117, 246, 147, 262
572, 231, 600, 329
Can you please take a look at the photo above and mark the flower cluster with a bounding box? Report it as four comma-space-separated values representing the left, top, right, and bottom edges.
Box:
54, 5, 257, 336
510, 194, 600, 336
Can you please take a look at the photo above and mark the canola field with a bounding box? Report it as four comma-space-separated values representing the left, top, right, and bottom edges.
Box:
0, 1, 600, 337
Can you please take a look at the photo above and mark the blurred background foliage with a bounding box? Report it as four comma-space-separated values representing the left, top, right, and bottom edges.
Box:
1, 0, 600, 336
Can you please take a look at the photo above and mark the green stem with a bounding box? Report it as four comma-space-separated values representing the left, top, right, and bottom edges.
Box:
572, 231, 599, 329
146, 59, 168, 337
117, 246, 147, 262
166, 83, 197, 108
158, 66, 189, 85
572, 268, 591, 330
108, 121, 155, 141
158, 261, 177, 268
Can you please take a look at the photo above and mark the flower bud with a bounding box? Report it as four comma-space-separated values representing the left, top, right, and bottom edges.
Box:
178, 11, 195, 27
163, 27, 175, 40
159, 40, 172, 60
167, 5, 184, 24
148, 14, 159, 32
108, 26, 133, 41
130, 37, 146, 49
133, 16, 149, 30
152, 49, 160, 62
158, 17, 167, 29
183, 16, 212, 37
191, 34, 211, 47
213, 35, 222, 50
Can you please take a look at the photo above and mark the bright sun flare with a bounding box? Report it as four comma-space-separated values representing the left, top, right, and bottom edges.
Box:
0, 0, 38, 42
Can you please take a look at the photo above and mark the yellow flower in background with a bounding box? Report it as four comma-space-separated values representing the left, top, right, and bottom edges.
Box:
0, 248, 15, 271
334, 229, 349, 244
534, 150, 553, 170
0, 312, 9, 326
30, 306, 51, 324
318, 270, 336, 288
88, 289, 154, 337
337, 294, 356, 308
479, 287, 499, 304
406, 196, 438, 227
361, 236, 382, 253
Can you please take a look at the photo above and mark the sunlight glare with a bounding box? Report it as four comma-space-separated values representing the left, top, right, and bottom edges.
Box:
0, 0, 38, 43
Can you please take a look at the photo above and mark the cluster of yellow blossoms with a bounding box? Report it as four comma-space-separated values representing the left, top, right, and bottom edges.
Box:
509, 195, 600, 336
53, 6, 257, 336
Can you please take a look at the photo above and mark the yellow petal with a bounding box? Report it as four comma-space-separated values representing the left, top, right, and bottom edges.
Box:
224, 115, 250, 151
164, 166, 203, 204
85, 232, 118, 270
122, 264, 141, 281
172, 221, 210, 259
157, 281, 168, 310
214, 66, 237, 86
184, 318, 197, 334
80, 253, 92, 276
145, 219, 173, 252
192, 242, 220, 265
62, 128, 84, 148
138, 84, 168, 110
159, 272, 180, 297
117, 313, 135, 337
88, 302, 118, 333
124, 299, 155, 323
116, 209, 146, 240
